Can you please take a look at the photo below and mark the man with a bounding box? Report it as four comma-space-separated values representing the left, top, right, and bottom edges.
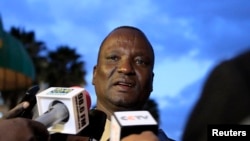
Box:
68, 26, 172, 141
92, 26, 155, 140
0, 26, 172, 141
182, 50, 250, 141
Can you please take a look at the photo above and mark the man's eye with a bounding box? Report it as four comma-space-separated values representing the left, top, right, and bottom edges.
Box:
107, 55, 119, 61
135, 59, 146, 65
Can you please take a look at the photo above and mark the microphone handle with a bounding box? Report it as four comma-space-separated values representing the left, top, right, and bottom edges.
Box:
16, 85, 40, 118
35, 102, 69, 128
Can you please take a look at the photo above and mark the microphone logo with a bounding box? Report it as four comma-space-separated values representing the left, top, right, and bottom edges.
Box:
75, 92, 87, 129
47, 87, 74, 95
110, 110, 158, 141
121, 115, 148, 120
116, 111, 157, 126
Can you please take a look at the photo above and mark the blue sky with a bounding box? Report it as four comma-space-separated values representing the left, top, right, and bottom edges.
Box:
1, 0, 250, 140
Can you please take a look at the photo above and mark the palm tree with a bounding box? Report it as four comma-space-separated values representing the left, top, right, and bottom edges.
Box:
9, 27, 48, 84
5, 27, 87, 109
45, 46, 87, 87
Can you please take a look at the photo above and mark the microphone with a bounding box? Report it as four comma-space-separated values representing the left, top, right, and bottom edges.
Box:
35, 87, 91, 134
110, 110, 158, 141
49, 109, 107, 141
16, 85, 40, 118
77, 109, 107, 140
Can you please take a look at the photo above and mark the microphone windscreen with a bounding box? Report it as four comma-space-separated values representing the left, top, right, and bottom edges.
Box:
78, 109, 107, 140
16, 85, 40, 118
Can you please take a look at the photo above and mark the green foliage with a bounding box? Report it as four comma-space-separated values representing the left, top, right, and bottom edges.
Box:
1, 27, 87, 109
45, 46, 87, 87
9, 27, 48, 83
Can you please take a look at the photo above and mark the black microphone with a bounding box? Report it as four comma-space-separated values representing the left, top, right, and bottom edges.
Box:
77, 109, 107, 140
49, 109, 107, 141
15, 85, 40, 118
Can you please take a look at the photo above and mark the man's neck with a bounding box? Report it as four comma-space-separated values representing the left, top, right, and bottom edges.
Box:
96, 103, 114, 120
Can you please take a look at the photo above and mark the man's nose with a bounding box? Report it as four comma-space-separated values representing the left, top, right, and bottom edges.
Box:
117, 59, 135, 74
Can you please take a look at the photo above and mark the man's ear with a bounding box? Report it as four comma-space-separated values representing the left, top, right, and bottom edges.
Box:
92, 65, 97, 85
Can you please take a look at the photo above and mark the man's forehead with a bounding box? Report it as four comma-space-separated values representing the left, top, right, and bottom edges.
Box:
103, 28, 150, 47
108, 28, 142, 39
97, 26, 155, 65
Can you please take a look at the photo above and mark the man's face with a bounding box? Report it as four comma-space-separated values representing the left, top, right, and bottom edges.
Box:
92, 28, 154, 111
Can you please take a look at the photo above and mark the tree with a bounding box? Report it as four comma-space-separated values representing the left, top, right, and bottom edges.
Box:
45, 46, 87, 87
10, 28, 87, 87
1, 27, 47, 109
3, 27, 87, 110
9, 27, 48, 84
